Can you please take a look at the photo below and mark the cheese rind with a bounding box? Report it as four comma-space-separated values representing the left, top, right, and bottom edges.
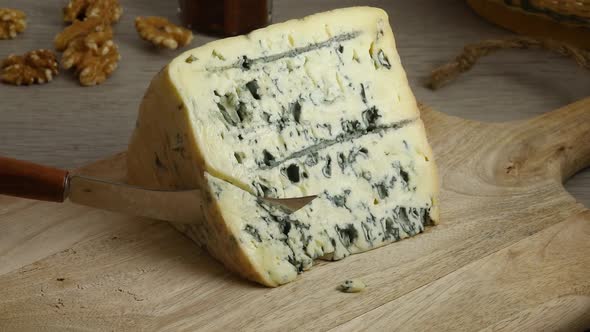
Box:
128, 7, 439, 287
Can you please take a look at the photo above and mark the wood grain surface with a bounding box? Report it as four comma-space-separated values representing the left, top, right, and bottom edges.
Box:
0, 100, 588, 331
0, 0, 588, 207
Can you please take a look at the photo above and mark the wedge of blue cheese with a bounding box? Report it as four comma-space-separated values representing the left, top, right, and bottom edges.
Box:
127, 7, 439, 287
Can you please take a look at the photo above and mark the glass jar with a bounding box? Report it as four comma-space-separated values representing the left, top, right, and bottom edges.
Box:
178, 0, 273, 37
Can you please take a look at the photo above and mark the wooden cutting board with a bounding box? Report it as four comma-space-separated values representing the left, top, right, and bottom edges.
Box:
1, 99, 589, 331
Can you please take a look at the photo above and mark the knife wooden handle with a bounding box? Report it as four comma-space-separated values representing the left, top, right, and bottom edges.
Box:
0, 156, 69, 202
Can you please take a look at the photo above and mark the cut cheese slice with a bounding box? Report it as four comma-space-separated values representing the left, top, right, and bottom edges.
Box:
127, 6, 439, 287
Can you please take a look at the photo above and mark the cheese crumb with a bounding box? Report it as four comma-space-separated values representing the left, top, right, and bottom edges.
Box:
339, 279, 366, 293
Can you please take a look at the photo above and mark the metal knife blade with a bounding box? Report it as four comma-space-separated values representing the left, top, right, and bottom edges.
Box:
67, 175, 316, 224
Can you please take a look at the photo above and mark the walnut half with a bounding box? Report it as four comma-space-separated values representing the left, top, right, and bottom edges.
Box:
62, 30, 120, 86
54, 17, 112, 52
135, 16, 193, 50
0, 8, 27, 39
1, 49, 59, 86
63, 0, 122, 24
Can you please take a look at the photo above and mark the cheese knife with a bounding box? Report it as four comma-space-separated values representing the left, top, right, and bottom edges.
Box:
0, 156, 316, 223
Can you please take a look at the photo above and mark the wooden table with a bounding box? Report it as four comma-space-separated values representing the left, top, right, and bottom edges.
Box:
1, 0, 589, 330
